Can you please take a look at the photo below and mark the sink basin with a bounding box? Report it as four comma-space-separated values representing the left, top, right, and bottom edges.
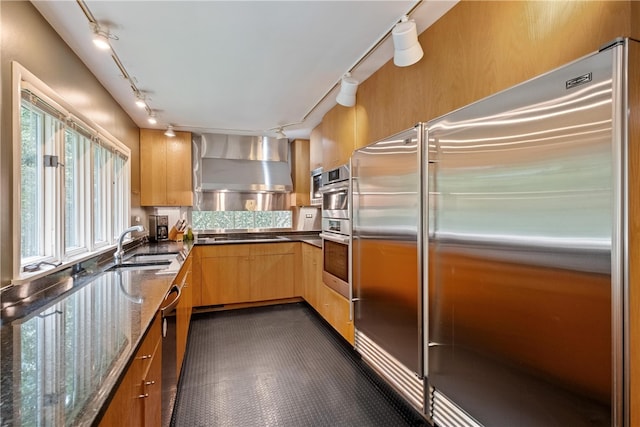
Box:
106, 261, 172, 271
127, 252, 179, 262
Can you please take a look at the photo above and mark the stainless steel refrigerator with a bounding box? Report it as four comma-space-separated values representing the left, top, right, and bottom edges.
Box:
426, 38, 636, 427
351, 124, 426, 412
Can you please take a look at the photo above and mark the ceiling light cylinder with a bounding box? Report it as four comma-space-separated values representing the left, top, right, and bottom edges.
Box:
147, 112, 157, 125
392, 16, 423, 67
164, 125, 176, 137
336, 74, 359, 107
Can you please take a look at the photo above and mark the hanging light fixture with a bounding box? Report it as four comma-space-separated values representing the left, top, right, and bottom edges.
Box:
164, 125, 176, 137
392, 16, 423, 67
275, 127, 287, 140
147, 112, 157, 125
336, 73, 359, 107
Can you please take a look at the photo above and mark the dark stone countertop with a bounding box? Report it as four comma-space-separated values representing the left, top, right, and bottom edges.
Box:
0, 232, 320, 426
0, 240, 192, 427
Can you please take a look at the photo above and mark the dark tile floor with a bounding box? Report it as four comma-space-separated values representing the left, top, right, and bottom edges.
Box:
171, 303, 428, 426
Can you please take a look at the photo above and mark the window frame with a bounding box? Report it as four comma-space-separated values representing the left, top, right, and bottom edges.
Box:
12, 62, 132, 282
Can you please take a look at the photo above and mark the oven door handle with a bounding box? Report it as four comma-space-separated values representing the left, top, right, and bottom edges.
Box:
319, 180, 348, 194
319, 233, 350, 244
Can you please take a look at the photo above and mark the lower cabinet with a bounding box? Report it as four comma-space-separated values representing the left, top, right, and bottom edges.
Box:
302, 243, 354, 345
301, 243, 322, 310
198, 243, 296, 306
99, 313, 162, 426
319, 284, 354, 344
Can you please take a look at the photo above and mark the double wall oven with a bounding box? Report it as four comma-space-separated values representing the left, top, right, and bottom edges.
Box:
319, 164, 350, 299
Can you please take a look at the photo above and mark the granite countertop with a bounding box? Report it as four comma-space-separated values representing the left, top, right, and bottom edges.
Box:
0, 240, 192, 427
0, 233, 320, 426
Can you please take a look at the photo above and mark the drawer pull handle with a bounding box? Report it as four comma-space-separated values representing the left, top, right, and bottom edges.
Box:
139, 354, 152, 360
137, 393, 149, 399
145, 380, 156, 386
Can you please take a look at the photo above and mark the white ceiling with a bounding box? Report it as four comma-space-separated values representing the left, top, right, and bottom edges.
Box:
32, 0, 457, 140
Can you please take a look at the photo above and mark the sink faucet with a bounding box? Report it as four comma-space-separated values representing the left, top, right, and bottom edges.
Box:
114, 225, 144, 264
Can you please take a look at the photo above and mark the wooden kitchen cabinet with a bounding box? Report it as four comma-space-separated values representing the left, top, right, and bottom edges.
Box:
250, 244, 296, 301
140, 128, 193, 206
290, 139, 311, 207
99, 313, 162, 426
322, 105, 356, 170
309, 124, 323, 171
301, 243, 322, 311
319, 285, 354, 345
198, 243, 296, 307
175, 255, 193, 378
301, 243, 354, 345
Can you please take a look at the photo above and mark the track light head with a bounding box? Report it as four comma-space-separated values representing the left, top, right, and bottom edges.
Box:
147, 112, 157, 125
336, 73, 359, 107
164, 125, 176, 137
275, 127, 287, 140
392, 16, 423, 67
135, 92, 147, 108
91, 24, 115, 50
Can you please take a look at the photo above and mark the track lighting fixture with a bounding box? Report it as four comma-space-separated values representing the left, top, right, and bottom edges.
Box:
164, 125, 176, 137
134, 92, 146, 108
275, 127, 287, 140
392, 16, 423, 67
147, 112, 157, 125
336, 73, 359, 107
91, 23, 117, 50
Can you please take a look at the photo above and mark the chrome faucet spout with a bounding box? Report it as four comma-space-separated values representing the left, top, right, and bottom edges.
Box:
114, 225, 144, 264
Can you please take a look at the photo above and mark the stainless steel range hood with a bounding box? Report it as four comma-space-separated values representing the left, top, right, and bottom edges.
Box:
192, 133, 292, 211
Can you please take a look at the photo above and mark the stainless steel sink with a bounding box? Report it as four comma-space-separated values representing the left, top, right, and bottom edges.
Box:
106, 252, 180, 272
127, 252, 179, 262
106, 261, 171, 271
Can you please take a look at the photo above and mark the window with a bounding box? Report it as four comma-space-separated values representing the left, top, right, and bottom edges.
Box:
15, 64, 131, 278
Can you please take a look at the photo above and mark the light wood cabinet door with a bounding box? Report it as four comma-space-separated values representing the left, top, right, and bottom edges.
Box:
99, 314, 162, 427
322, 105, 356, 170
201, 255, 251, 306
140, 128, 192, 206
290, 139, 311, 207
142, 339, 162, 427
250, 253, 295, 301
309, 124, 323, 171
302, 244, 322, 311
320, 285, 355, 345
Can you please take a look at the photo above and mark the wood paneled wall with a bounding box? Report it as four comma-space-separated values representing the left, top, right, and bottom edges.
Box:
329, 0, 632, 147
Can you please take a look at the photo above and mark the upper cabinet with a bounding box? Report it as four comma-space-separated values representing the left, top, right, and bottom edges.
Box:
322, 105, 356, 170
309, 124, 323, 171
290, 139, 311, 207
140, 129, 193, 206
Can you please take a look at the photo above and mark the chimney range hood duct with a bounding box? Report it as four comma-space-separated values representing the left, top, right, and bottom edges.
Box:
192, 133, 293, 211
196, 133, 292, 192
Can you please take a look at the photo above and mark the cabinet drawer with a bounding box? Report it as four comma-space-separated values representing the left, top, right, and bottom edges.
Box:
250, 242, 296, 256
199, 244, 251, 258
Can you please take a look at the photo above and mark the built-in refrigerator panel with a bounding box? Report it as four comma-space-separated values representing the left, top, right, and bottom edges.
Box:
351, 125, 425, 411
426, 43, 623, 426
